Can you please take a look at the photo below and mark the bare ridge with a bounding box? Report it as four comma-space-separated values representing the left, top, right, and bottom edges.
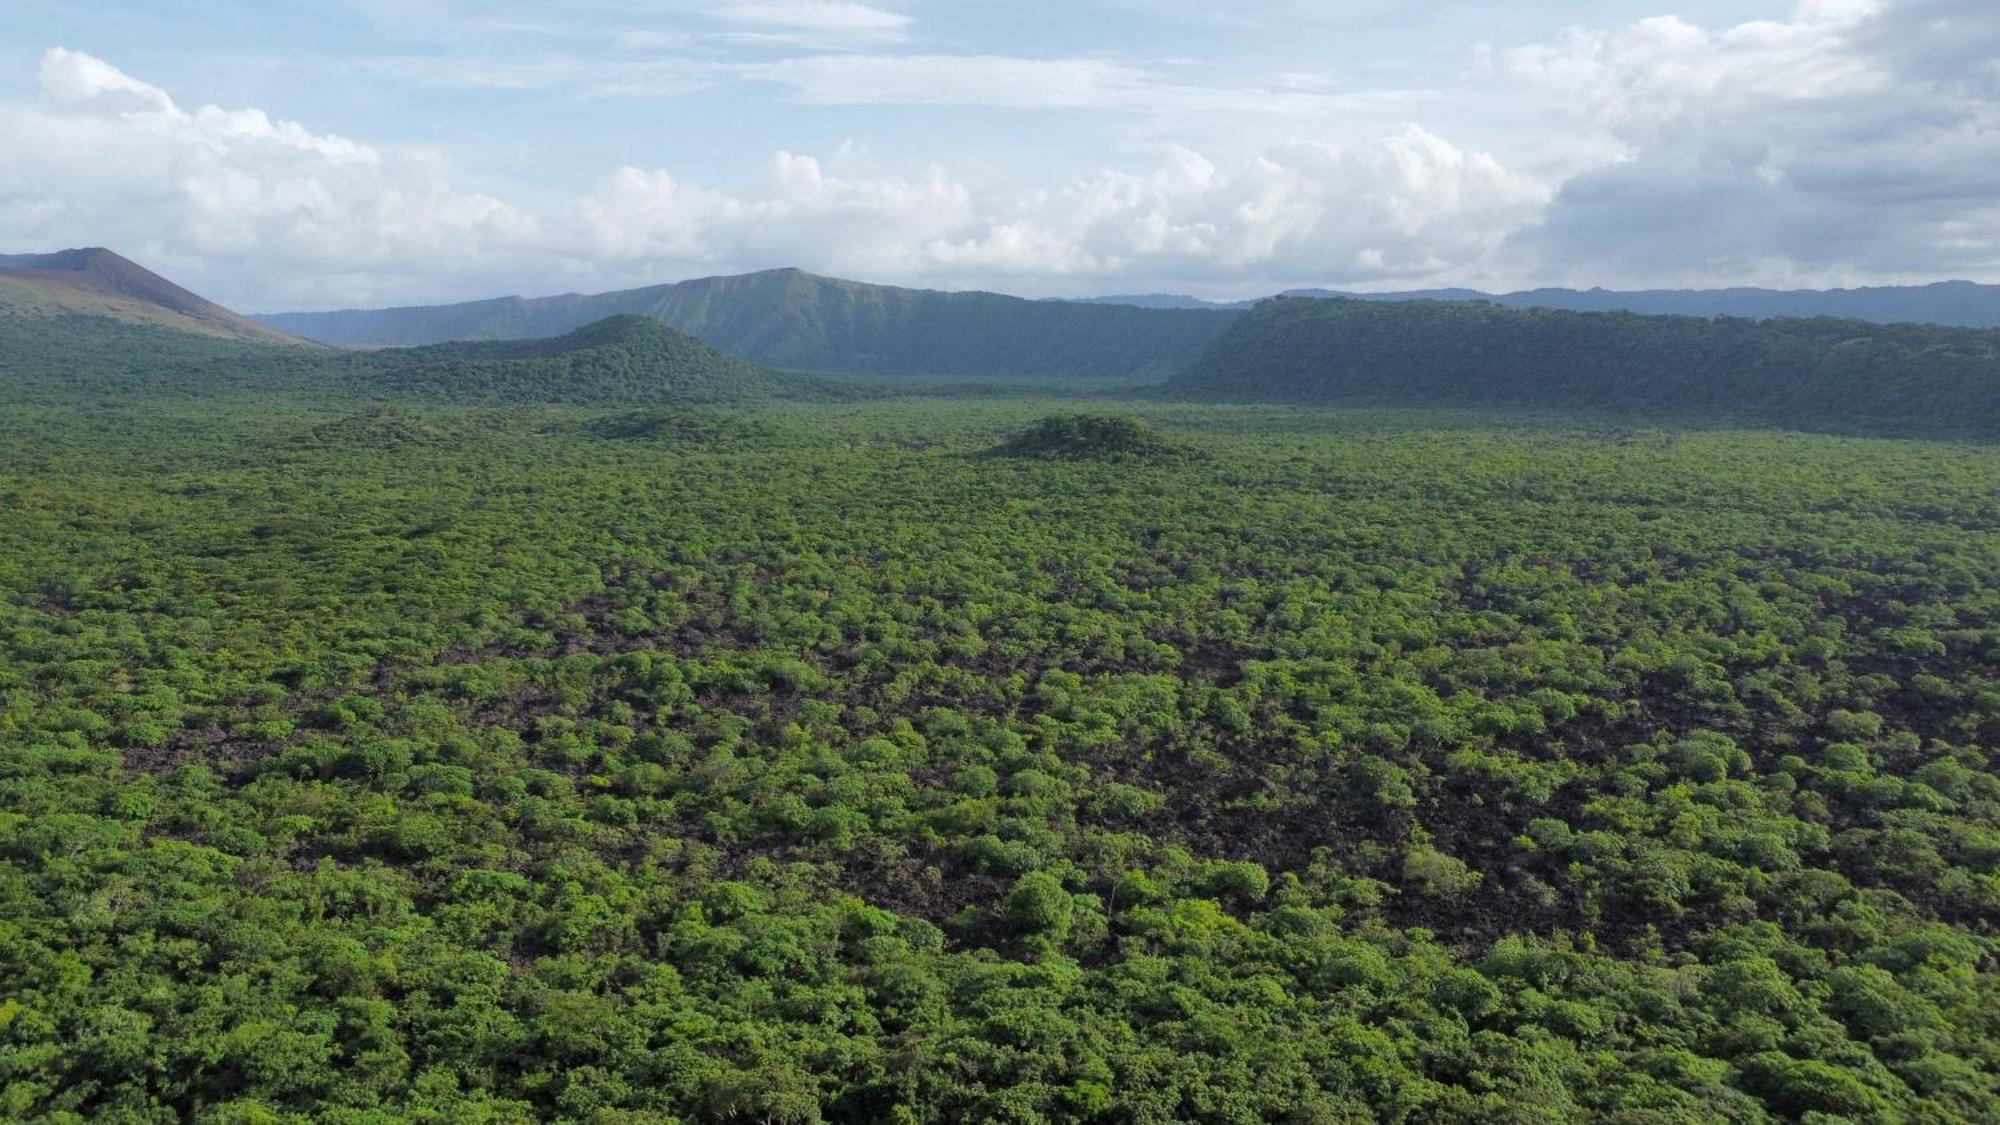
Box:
0, 247, 312, 346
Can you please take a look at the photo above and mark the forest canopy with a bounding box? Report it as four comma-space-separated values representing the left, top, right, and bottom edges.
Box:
1165, 297, 2000, 440
0, 303, 1997, 1122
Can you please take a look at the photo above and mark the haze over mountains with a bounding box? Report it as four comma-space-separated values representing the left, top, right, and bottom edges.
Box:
5, 245, 1998, 440
1080, 281, 2000, 327
258, 269, 1234, 381
257, 271, 2000, 378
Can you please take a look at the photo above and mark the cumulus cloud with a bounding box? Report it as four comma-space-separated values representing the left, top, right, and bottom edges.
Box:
924, 130, 1548, 285
573, 130, 1546, 293
1505, 0, 2000, 286
0, 48, 1548, 306
17, 4, 1990, 305
28, 7, 1992, 310
577, 150, 977, 279
2, 48, 547, 307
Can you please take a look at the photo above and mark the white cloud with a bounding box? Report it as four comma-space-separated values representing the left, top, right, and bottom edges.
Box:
1, 49, 545, 307
735, 54, 1336, 114
1507, 5, 1889, 126
2, 48, 1551, 306
38, 47, 179, 114
357, 53, 711, 97
580, 127, 1547, 292
923, 129, 1548, 285
1504, 0, 2000, 287
712, 1, 911, 43
576, 151, 975, 278
26, 7, 1998, 311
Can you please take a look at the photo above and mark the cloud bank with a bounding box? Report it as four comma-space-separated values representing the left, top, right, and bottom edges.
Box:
1507, 0, 2000, 287
3, 0, 1997, 309
0, 48, 1540, 307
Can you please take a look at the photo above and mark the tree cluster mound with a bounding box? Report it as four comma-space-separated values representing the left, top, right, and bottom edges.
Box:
991, 413, 1190, 461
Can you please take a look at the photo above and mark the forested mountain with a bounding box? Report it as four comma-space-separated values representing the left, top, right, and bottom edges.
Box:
0, 248, 309, 345
0, 307, 809, 406
258, 269, 1237, 379
1166, 297, 2000, 439
1082, 280, 2000, 328
1484, 280, 2000, 326
353, 314, 797, 406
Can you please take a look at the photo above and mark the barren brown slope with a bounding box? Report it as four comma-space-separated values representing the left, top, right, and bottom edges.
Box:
0, 248, 313, 346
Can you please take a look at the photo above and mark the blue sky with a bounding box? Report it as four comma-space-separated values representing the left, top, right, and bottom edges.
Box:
4, 1, 1997, 310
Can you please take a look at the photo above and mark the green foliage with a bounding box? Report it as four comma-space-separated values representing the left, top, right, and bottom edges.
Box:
1004, 873, 1076, 935
0, 351, 1997, 1121
354, 314, 796, 405
0, 312, 826, 407
1167, 296, 2000, 439
989, 413, 1191, 461
1402, 845, 1482, 899
578, 406, 777, 445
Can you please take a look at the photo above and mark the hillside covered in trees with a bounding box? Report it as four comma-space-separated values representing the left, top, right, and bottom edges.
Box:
349, 315, 800, 406
258, 268, 1237, 381
1086, 280, 2000, 330
0, 310, 832, 408
1165, 297, 2000, 439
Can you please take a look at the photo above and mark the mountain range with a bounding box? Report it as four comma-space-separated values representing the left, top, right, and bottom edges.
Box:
257, 269, 1235, 381
1078, 280, 2000, 327
255, 271, 2000, 381
5, 245, 1997, 439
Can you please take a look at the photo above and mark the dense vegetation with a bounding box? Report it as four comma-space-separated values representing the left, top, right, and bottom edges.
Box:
1466, 280, 2000, 330
0, 312, 827, 408
1157, 281, 2000, 330
354, 316, 797, 407
989, 414, 1192, 461
257, 268, 1237, 381
1166, 297, 2000, 440
2, 306, 1999, 1121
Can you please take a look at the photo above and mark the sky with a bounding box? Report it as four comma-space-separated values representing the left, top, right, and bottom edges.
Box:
3, 0, 1997, 311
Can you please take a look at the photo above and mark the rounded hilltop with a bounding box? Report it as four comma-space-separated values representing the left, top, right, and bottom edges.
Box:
989, 413, 1195, 461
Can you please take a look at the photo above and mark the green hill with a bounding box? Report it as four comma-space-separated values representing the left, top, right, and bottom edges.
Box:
1164, 297, 2000, 439
258, 268, 1237, 380
0, 309, 330, 401
355, 314, 793, 406
0, 307, 805, 407
989, 413, 1191, 461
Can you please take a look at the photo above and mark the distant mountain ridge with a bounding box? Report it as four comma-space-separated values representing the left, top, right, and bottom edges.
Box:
261, 271, 2000, 381
1164, 296, 2000, 439
0, 248, 308, 345
1076, 280, 2000, 328
259, 269, 1236, 380
0, 302, 819, 408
